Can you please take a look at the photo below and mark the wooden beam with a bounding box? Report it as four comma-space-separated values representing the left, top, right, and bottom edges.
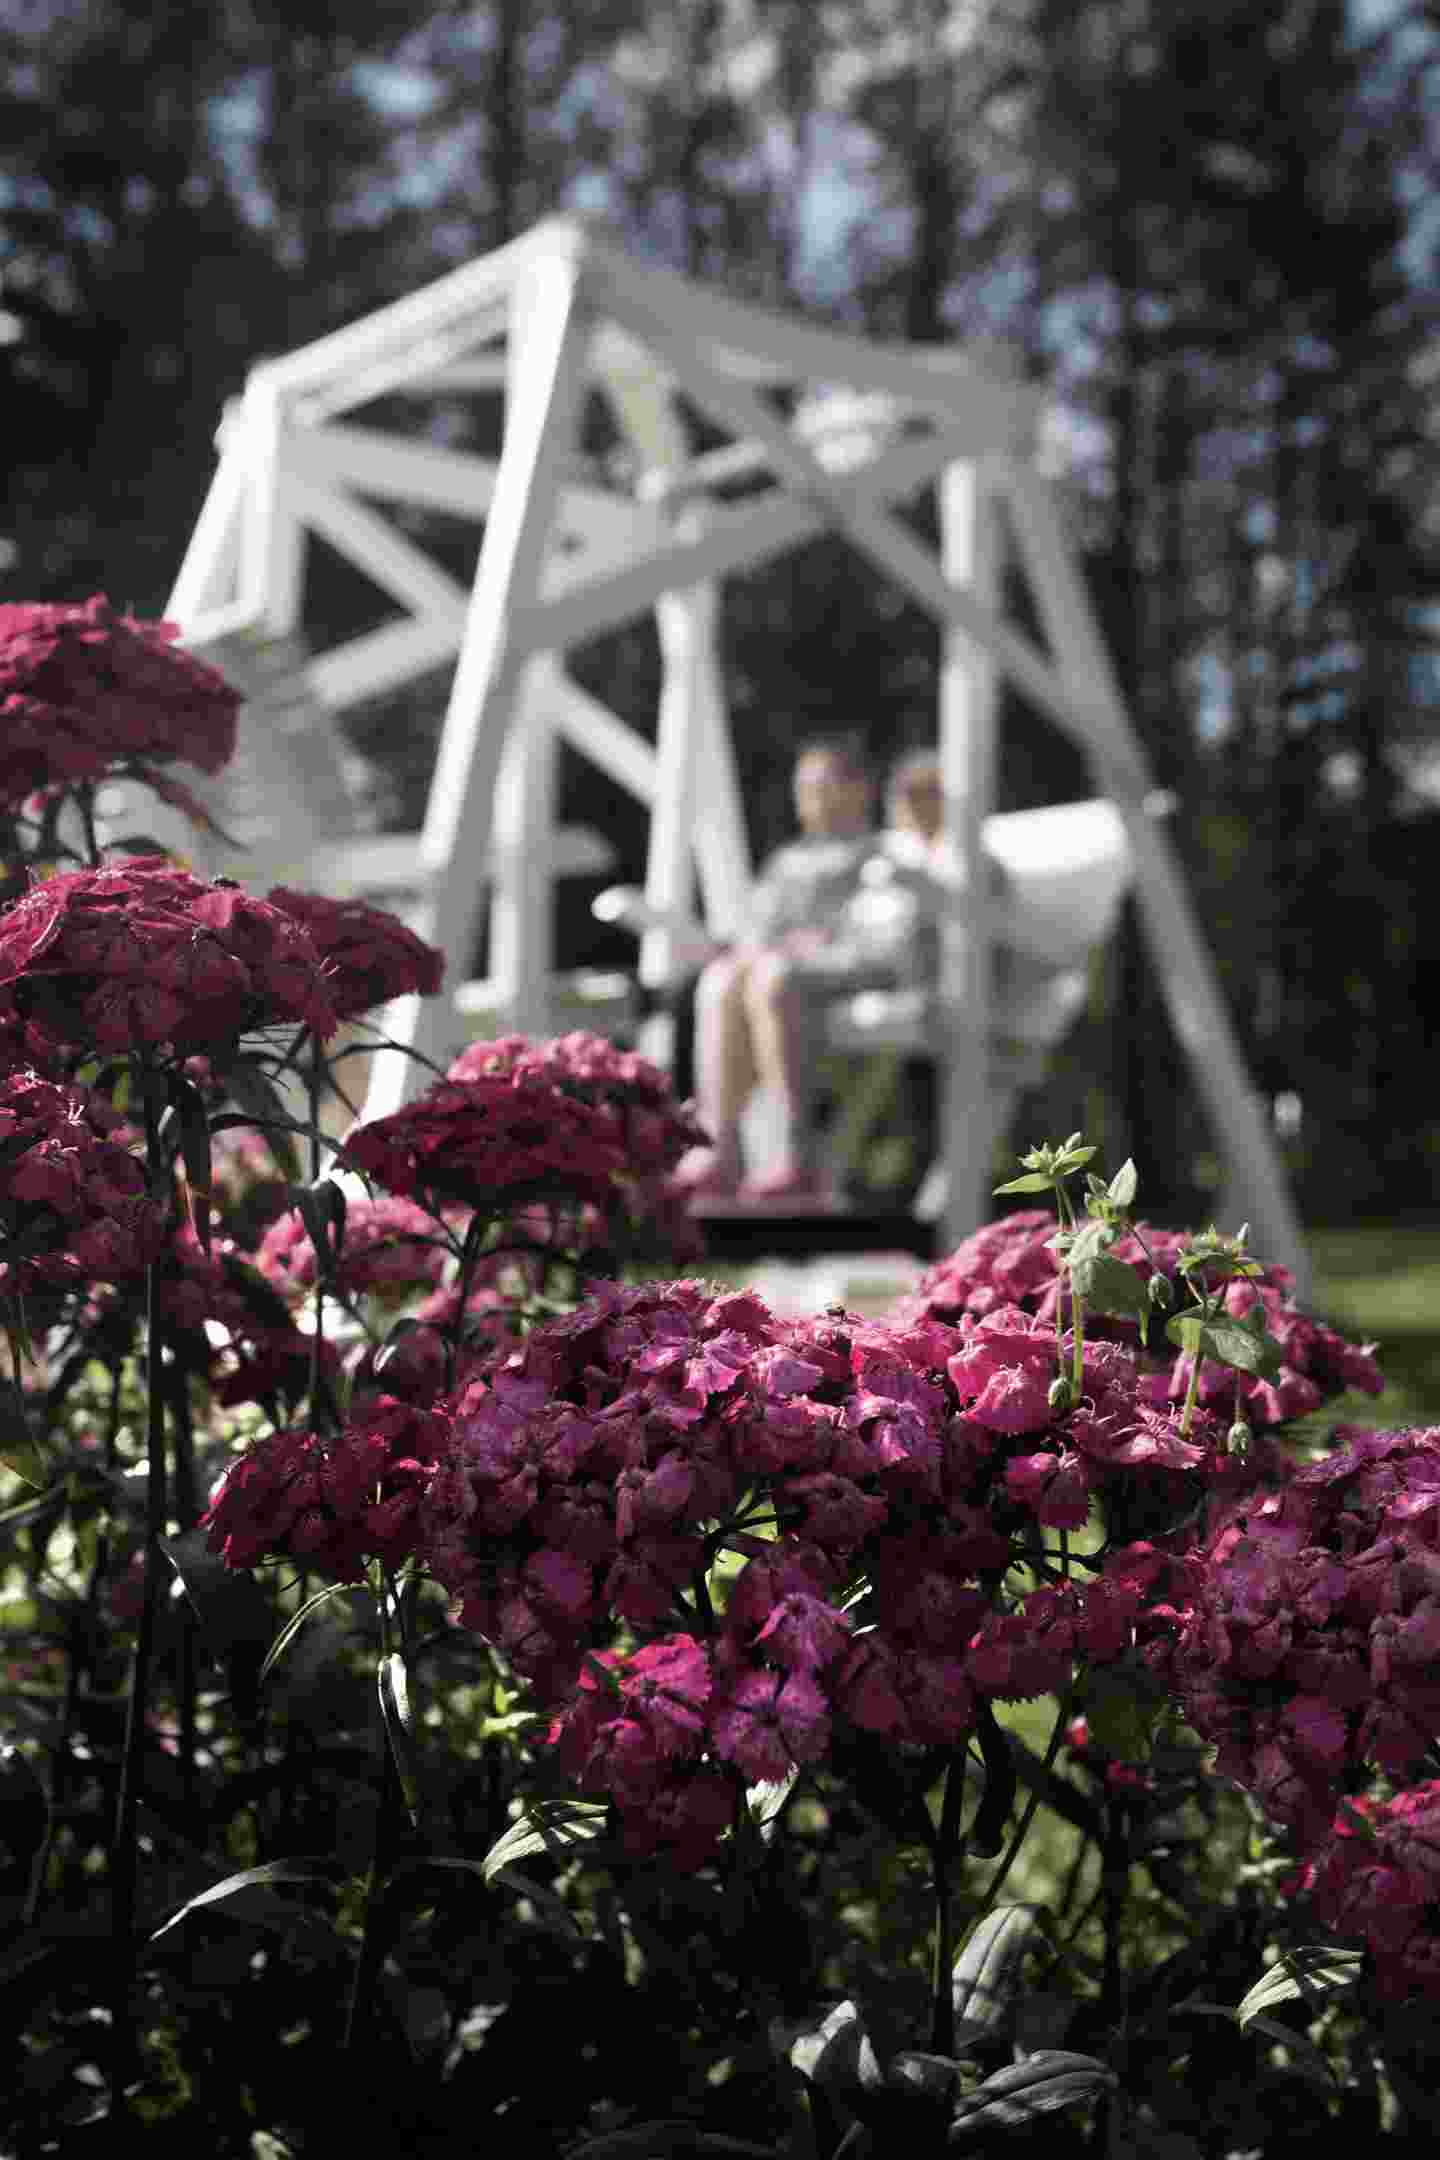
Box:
513, 421, 984, 658
586, 233, 1045, 434
284, 471, 472, 627
388, 247, 593, 1096
165, 441, 248, 625
550, 676, 658, 806
306, 614, 463, 712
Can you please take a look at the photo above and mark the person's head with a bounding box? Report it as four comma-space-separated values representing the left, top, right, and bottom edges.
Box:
792, 734, 876, 839
886, 749, 944, 843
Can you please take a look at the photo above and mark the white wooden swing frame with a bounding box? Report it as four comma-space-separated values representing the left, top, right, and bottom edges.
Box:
155, 213, 1307, 1288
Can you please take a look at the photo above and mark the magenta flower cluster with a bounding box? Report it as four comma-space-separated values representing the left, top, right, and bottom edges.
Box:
202, 1396, 445, 1582
0, 1067, 166, 1292
1291, 1782, 1440, 1999
343, 1031, 707, 1217
408, 1280, 1231, 1861
1170, 1425, 1440, 1842
0, 595, 239, 810
907, 1209, 1383, 1431
0, 863, 338, 1056
266, 887, 444, 1021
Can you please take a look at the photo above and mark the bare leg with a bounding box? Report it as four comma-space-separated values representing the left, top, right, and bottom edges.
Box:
683, 950, 759, 1183
743, 951, 820, 1177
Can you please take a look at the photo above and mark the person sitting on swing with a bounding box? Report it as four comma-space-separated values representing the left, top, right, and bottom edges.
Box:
676, 732, 893, 1203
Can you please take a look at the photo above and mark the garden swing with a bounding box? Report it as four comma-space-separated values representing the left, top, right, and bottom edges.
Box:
153, 212, 1307, 1290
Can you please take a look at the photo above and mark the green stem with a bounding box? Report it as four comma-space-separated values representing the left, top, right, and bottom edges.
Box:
972, 1681, 1074, 1925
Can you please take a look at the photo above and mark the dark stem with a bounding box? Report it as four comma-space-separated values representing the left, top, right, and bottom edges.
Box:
342, 1697, 404, 2055
109, 1251, 168, 2107
928, 1747, 969, 2057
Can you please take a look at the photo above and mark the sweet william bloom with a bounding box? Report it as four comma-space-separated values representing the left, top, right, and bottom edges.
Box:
0, 1067, 165, 1292
710, 1663, 830, 1782
257, 1192, 449, 1299
0, 864, 337, 1054
266, 887, 444, 1019
0, 595, 239, 808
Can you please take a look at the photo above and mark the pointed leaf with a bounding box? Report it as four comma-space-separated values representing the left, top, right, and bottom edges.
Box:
1106, 1159, 1138, 1210
378, 1651, 423, 1824
747, 1766, 799, 1841
149, 1858, 343, 1941
1237, 1947, 1363, 2029
993, 1173, 1057, 1195
946, 2050, 1115, 2138
260, 1581, 357, 1686
1069, 1252, 1152, 1322
1166, 1314, 1283, 1381
481, 1800, 610, 1883
169, 1071, 215, 1253
213, 1058, 304, 1184
952, 1905, 1042, 2036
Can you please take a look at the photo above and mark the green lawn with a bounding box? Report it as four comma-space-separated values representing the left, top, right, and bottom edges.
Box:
1307, 1222, 1440, 1429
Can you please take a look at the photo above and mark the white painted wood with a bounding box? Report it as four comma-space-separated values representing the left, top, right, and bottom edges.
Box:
304, 822, 617, 896
587, 230, 1044, 432
284, 469, 472, 628
379, 246, 593, 1103
296, 425, 500, 519
514, 421, 982, 658
1003, 466, 1309, 1293
551, 675, 658, 806
305, 614, 465, 713
938, 449, 1004, 1250
597, 301, 1098, 761
237, 379, 287, 627
166, 437, 248, 623
489, 660, 559, 1034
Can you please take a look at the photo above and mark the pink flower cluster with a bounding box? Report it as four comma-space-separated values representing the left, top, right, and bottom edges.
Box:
414, 1279, 1219, 1860
908, 1210, 1382, 1432
202, 1396, 445, 1582
0, 863, 338, 1056
0, 1067, 166, 1290
1292, 1783, 1440, 1998
0, 595, 239, 810
343, 1030, 706, 1218
266, 887, 444, 1020
256, 1193, 450, 1300
1171, 1426, 1440, 1843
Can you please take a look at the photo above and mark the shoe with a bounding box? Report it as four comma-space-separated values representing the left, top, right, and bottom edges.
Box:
673, 1150, 741, 1203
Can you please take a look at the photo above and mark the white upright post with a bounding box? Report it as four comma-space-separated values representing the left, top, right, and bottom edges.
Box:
937, 448, 1005, 1250
490, 658, 560, 1037
362, 240, 591, 1116
1003, 465, 1311, 1297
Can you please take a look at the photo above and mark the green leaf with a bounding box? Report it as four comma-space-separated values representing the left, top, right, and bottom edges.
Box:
1165, 1314, 1284, 1381
1069, 1252, 1151, 1322
0, 1423, 48, 1490
1107, 1158, 1138, 1210
947, 2051, 1115, 2138
169, 1071, 215, 1254
1237, 1947, 1364, 2029
481, 1800, 609, 1884
993, 1173, 1058, 1195
149, 1858, 344, 1942
378, 1651, 423, 1824
293, 1178, 348, 1277
214, 1058, 303, 1184
952, 1905, 1042, 2036
1063, 1219, 1115, 1268
260, 1581, 357, 1686
746, 1767, 799, 1841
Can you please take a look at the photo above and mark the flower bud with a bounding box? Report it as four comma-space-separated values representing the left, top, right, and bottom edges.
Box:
1147, 1272, 1173, 1311
1048, 1375, 1075, 1412
1227, 1419, 1252, 1455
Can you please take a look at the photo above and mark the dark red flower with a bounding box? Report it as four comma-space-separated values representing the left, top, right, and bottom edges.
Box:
0, 595, 239, 808
266, 887, 444, 1019
0, 1066, 165, 1292
0, 862, 337, 1054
